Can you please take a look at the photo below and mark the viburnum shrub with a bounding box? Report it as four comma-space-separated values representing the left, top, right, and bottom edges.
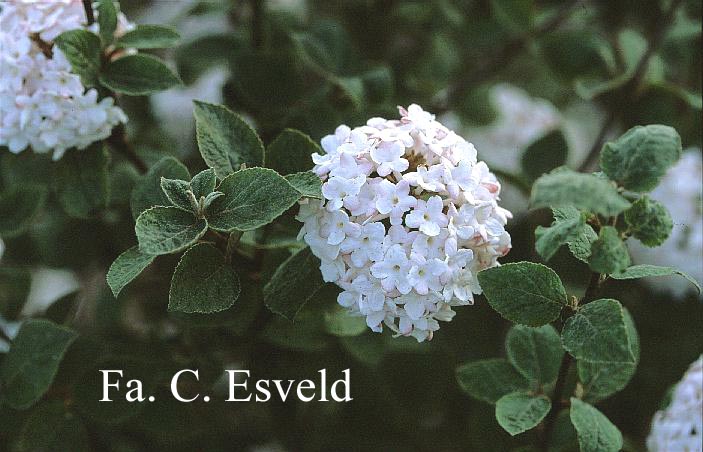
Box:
0, 1, 701, 451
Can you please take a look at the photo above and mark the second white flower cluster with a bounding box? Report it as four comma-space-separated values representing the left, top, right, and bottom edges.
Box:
297, 105, 512, 341
0, 0, 131, 159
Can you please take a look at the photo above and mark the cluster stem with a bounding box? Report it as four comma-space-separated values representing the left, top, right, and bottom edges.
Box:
540, 271, 602, 450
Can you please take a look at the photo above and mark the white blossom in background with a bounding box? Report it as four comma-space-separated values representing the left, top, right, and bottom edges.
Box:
0, 0, 131, 160
297, 105, 512, 342
464, 84, 560, 174
629, 150, 703, 298
23, 267, 80, 316
151, 68, 228, 151
140, 1, 230, 154
647, 356, 703, 451
442, 84, 607, 213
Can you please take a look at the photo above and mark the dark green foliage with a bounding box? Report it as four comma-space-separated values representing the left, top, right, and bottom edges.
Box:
0, 1, 700, 450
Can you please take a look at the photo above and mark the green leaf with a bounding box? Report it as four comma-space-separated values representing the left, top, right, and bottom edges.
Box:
0, 186, 47, 238
490, 0, 535, 34
160, 177, 192, 211
54, 30, 101, 87
624, 196, 673, 247
266, 129, 320, 175
285, 171, 323, 199
95, 0, 117, 45
0, 319, 77, 409
569, 398, 623, 452
190, 168, 217, 199
53, 145, 109, 219
106, 246, 156, 298
530, 168, 631, 217
44, 292, 77, 325
539, 30, 610, 80
588, 226, 631, 274
130, 156, 190, 219
169, 243, 240, 314
14, 401, 90, 452
455, 359, 530, 404
535, 207, 591, 261
207, 168, 301, 232
578, 308, 639, 402
495, 391, 551, 436
579, 361, 636, 402
193, 101, 264, 179
521, 130, 568, 181
549, 207, 599, 263
115, 25, 180, 49
600, 125, 682, 192
323, 304, 367, 337
99, 54, 181, 95
0, 266, 31, 320
562, 298, 636, 364
478, 262, 567, 326
611, 264, 701, 294
505, 325, 563, 385
135, 207, 207, 256
263, 247, 325, 320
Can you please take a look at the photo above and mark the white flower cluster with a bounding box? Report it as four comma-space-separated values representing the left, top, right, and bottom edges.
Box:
0, 0, 130, 160
629, 150, 703, 298
647, 356, 702, 452
297, 105, 512, 342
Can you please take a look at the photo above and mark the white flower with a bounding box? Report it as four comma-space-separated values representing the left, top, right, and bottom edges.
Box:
321, 175, 365, 211
647, 356, 702, 452
404, 164, 445, 192
0, 1, 130, 159
629, 150, 703, 299
408, 255, 447, 295
405, 196, 448, 237
320, 210, 360, 245
370, 244, 412, 294
298, 104, 512, 341
370, 141, 409, 176
340, 222, 385, 267
375, 179, 416, 224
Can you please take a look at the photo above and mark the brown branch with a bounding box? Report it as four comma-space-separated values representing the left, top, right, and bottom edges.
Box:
106, 124, 147, 174
541, 270, 602, 449
82, 0, 95, 25
578, 110, 617, 172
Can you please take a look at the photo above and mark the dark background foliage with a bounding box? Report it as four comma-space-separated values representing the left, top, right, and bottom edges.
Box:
0, 0, 701, 450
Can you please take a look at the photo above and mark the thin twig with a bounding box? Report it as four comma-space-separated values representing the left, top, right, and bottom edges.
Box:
578, 110, 616, 172
106, 124, 147, 174
82, 0, 95, 25
541, 271, 602, 449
